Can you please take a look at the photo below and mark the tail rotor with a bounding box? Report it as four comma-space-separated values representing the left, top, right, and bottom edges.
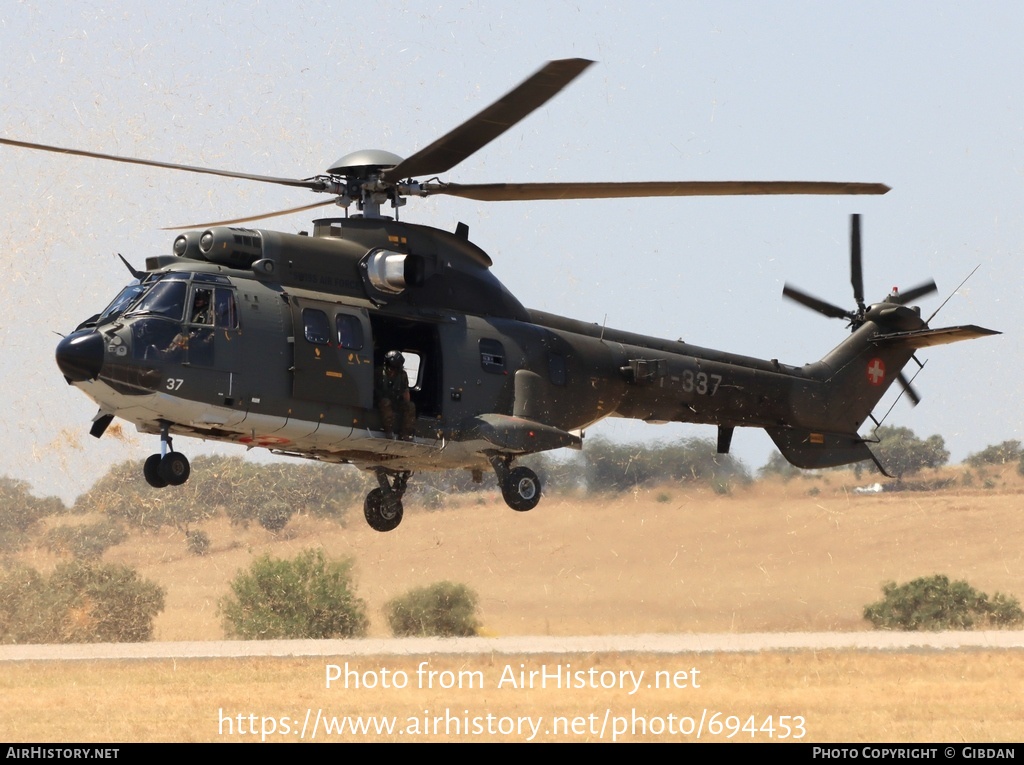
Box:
783, 214, 939, 406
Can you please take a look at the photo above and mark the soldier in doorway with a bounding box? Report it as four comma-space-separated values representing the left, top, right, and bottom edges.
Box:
376, 350, 416, 439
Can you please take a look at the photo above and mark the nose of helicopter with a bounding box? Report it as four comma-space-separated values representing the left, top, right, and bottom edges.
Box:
56, 330, 104, 382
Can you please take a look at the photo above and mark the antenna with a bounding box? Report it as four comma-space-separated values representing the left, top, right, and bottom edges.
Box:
927, 265, 980, 323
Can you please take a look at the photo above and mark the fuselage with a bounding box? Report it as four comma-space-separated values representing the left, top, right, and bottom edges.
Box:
54, 216, 914, 473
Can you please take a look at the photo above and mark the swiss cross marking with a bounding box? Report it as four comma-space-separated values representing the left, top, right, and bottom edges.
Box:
867, 358, 886, 385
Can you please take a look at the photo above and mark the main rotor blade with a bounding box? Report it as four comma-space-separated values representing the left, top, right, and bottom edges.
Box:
0, 137, 324, 190
897, 279, 938, 304
782, 284, 854, 320
850, 213, 864, 309
384, 58, 595, 181
428, 180, 891, 202
162, 199, 338, 230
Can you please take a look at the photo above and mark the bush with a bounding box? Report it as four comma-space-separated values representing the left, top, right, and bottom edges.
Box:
0, 561, 165, 643
385, 581, 480, 637
186, 529, 211, 556
864, 575, 1024, 631
220, 549, 368, 639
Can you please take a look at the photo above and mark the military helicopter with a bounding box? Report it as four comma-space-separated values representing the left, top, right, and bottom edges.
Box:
8, 59, 996, 532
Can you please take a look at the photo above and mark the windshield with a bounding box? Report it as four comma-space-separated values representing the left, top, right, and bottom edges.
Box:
126, 277, 188, 321
96, 281, 146, 324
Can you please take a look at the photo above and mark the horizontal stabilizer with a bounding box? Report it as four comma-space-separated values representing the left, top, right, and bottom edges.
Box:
766, 427, 888, 475
463, 413, 582, 453
871, 324, 1000, 349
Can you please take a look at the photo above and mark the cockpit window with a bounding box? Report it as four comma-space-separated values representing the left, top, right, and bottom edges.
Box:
215, 288, 237, 329
190, 288, 214, 325
97, 281, 145, 324
127, 279, 188, 321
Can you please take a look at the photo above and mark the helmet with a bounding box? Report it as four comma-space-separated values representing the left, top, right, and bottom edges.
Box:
384, 350, 405, 369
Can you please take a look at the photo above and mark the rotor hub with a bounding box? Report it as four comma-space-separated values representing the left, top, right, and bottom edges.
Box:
327, 149, 404, 179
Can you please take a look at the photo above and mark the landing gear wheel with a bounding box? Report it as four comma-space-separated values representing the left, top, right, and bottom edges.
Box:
143, 454, 168, 488
159, 452, 191, 486
502, 466, 541, 511
364, 488, 404, 532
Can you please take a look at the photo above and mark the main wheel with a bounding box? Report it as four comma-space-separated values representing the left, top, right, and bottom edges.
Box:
502, 466, 541, 511
143, 454, 168, 488
159, 452, 191, 486
364, 488, 404, 532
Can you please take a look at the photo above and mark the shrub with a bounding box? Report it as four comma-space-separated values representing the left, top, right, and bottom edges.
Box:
385, 581, 480, 637
864, 575, 1024, 631
0, 561, 165, 643
220, 549, 368, 639
186, 529, 211, 556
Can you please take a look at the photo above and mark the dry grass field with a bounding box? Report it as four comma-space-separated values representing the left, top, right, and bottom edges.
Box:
2, 651, 1022, 742
18, 465, 1021, 641
5, 465, 1024, 742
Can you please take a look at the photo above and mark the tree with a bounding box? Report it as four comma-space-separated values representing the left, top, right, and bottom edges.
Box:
220, 550, 368, 639
43, 520, 128, 560
864, 575, 1023, 631
385, 582, 480, 637
965, 440, 1023, 467
872, 426, 949, 480
257, 501, 295, 533
758, 451, 801, 481
0, 477, 65, 552
582, 436, 748, 493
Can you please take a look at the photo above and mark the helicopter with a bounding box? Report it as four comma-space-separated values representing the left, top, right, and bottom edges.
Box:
8, 58, 996, 532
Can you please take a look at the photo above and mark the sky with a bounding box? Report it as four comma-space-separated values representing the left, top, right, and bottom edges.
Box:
0, 1, 1019, 501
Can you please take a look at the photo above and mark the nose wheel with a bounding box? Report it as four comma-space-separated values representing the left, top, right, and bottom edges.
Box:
143, 427, 191, 488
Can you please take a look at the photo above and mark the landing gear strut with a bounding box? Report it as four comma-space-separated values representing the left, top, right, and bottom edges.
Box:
143, 425, 191, 488
363, 468, 409, 532
489, 455, 541, 512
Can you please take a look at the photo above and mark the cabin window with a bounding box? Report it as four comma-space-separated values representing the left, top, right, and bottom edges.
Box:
336, 314, 364, 350
480, 338, 506, 374
302, 308, 331, 344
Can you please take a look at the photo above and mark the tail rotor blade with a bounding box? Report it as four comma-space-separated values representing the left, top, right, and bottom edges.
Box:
897, 372, 921, 407
897, 279, 938, 304
782, 284, 854, 320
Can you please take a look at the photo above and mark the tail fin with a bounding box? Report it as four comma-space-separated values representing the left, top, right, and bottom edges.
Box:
774, 214, 1000, 472
767, 320, 999, 471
